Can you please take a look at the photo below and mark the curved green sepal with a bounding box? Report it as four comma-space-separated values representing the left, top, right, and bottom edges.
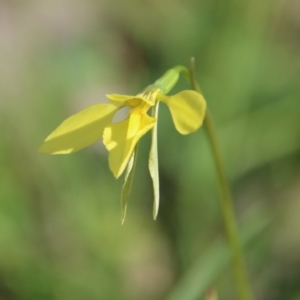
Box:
153, 66, 189, 94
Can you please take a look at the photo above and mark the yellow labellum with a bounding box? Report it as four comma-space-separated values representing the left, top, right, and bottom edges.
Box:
103, 112, 156, 178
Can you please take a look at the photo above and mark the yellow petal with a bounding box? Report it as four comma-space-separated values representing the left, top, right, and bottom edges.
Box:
39, 103, 119, 154
107, 87, 159, 107
161, 90, 206, 135
103, 113, 156, 178
106, 94, 142, 107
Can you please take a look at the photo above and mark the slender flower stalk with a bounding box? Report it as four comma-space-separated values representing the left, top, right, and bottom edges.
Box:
189, 58, 254, 300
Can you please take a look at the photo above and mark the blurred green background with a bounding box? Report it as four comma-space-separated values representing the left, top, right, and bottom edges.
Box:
1, 0, 300, 299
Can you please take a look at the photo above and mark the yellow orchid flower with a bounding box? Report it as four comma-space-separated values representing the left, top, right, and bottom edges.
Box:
39, 66, 207, 221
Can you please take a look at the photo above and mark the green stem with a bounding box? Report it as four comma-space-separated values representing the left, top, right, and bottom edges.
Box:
189, 59, 254, 300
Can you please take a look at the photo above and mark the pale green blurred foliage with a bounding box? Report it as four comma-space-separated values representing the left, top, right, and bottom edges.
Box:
0, 0, 300, 299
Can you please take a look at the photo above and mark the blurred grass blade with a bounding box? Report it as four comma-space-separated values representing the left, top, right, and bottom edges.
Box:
165, 216, 270, 300
121, 145, 139, 224
149, 102, 160, 219
205, 288, 218, 300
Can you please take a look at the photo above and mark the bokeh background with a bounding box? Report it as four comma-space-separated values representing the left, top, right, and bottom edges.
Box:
1, 0, 300, 299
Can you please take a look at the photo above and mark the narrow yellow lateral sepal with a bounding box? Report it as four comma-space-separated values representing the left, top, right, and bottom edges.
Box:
120, 146, 139, 224
149, 101, 160, 219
